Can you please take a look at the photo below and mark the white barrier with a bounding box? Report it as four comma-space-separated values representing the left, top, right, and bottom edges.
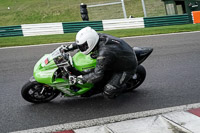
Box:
21, 22, 64, 36
20, 18, 145, 37
102, 18, 144, 31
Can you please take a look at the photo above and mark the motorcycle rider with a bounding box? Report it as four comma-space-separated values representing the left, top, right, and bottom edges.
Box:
65, 27, 138, 99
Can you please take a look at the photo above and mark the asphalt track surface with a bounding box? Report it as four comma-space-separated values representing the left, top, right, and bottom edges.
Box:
1, 32, 200, 132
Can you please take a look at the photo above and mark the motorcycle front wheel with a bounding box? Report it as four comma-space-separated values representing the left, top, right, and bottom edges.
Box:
21, 81, 60, 104
126, 65, 146, 91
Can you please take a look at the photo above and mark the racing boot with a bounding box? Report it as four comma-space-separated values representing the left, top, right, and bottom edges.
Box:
103, 84, 126, 99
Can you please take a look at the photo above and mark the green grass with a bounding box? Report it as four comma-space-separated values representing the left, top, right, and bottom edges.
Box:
1, 24, 200, 48
104, 24, 200, 37
0, 33, 76, 47
0, 0, 165, 26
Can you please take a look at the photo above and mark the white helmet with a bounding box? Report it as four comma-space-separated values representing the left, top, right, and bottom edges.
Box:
76, 27, 99, 55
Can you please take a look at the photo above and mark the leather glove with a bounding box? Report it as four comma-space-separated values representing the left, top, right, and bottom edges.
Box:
62, 43, 78, 52
77, 75, 85, 85
69, 75, 77, 85
69, 75, 85, 85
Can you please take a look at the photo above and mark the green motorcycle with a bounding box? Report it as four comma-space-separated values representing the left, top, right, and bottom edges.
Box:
21, 45, 153, 103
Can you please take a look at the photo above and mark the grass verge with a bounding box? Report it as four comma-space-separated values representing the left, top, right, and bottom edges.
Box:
0, 0, 165, 26
0, 24, 200, 48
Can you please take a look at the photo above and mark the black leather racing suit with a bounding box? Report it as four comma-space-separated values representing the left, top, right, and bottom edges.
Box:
82, 33, 138, 98
66, 33, 138, 98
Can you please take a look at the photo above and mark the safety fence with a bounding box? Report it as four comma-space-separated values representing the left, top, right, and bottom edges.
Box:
63, 21, 103, 33
0, 14, 195, 37
144, 14, 191, 27
22, 23, 64, 37
102, 18, 144, 30
0, 25, 23, 37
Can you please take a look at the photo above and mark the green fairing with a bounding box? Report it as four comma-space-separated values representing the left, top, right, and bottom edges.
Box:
72, 52, 97, 72
34, 54, 58, 84
33, 51, 97, 96
51, 78, 95, 97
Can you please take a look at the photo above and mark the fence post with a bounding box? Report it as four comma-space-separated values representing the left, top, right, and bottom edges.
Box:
141, 0, 147, 17
121, 0, 127, 19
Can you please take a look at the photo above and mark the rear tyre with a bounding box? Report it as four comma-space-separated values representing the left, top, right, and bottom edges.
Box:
126, 65, 146, 91
21, 81, 60, 104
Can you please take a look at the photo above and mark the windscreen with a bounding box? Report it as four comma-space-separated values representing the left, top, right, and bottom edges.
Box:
51, 47, 67, 65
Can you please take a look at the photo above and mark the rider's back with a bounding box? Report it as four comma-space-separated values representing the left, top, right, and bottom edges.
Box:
98, 33, 138, 72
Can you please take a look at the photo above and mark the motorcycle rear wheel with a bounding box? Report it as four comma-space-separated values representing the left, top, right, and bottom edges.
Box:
126, 65, 146, 91
21, 81, 60, 104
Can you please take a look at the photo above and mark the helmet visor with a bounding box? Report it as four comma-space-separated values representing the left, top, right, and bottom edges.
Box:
77, 41, 89, 52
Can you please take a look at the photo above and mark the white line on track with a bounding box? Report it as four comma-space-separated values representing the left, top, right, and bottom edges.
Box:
12, 102, 200, 133
1, 31, 200, 50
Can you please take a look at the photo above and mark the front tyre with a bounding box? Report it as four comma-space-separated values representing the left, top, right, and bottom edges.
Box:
126, 65, 146, 91
21, 81, 60, 104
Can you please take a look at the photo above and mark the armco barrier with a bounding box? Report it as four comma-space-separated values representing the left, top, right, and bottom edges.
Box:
0, 14, 193, 37
21, 23, 64, 37
144, 14, 191, 27
102, 18, 144, 31
0, 25, 23, 37
62, 21, 103, 33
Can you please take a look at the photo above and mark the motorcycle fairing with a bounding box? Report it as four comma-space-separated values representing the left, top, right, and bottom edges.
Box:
72, 52, 97, 72
34, 54, 58, 84
51, 78, 94, 97
33, 52, 94, 96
